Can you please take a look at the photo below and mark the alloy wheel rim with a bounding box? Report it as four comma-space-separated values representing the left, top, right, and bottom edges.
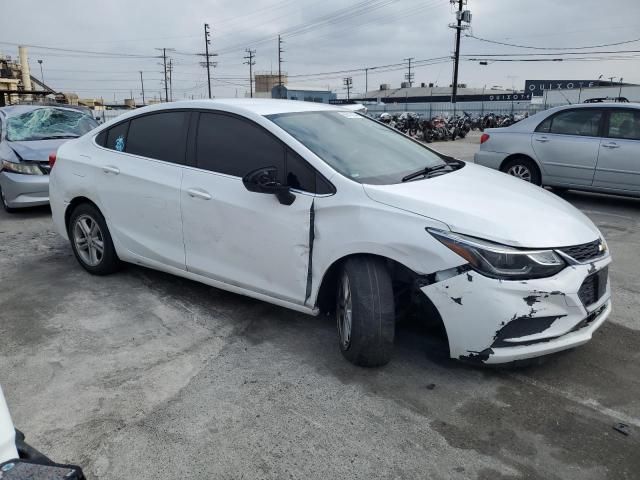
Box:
507, 164, 532, 182
73, 214, 104, 267
337, 272, 353, 349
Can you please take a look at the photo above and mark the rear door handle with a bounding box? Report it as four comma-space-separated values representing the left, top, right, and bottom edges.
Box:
535, 136, 550, 143
186, 188, 212, 200
602, 142, 620, 149
102, 165, 120, 174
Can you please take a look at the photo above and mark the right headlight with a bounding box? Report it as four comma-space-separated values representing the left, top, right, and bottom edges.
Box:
428, 228, 566, 280
1, 160, 43, 175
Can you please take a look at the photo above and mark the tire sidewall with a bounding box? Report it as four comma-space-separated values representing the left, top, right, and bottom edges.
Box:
68, 204, 120, 275
337, 257, 395, 367
503, 158, 542, 186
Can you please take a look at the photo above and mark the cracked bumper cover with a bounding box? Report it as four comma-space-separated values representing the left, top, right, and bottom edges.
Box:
421, 255, 612, 364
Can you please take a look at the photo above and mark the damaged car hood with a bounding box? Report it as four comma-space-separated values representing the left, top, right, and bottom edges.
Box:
363, 162, 601, 248
6, 139, 67, 161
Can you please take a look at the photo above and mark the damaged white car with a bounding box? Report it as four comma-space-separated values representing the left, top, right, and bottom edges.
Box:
49, 99, 611, 367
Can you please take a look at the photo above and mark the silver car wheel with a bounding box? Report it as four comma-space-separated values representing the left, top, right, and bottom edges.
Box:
507, 164, 532, 182
73, 214, 105, 267
337, 272, 353, 350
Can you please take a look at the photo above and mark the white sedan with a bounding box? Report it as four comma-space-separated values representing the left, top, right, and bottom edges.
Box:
50, 99, 611, 366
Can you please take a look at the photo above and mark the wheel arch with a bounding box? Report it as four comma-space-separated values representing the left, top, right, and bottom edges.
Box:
499, 153, 542, 176
64, 196, 102, 232
315, 252, 448, 345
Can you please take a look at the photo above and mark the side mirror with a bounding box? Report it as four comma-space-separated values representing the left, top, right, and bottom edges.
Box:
242, 167, 296, 206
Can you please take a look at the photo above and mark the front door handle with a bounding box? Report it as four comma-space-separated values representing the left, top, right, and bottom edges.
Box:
186, 188, 212, 200
602, 142, 620, 149
535, 136, 550, 143
102, 165, 120, 175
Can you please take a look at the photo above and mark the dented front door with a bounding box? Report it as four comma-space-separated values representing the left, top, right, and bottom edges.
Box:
181, 167, 313, 305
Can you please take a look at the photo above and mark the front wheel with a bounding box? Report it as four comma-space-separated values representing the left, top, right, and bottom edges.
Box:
336, 256, 395, 367
68, 203, 121, 275
501, 157, 542, 186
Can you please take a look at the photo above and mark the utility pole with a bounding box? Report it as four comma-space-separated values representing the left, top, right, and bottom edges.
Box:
168, 58, 173, 101
244, 49, 256, 98
203, 23, 214, 99
139, 71, 145, 105
404, 57, 414, 87
365, 67, 369, 93
278, 35, 285, 98
343, 77, 353, 101
449, 0, 471, 111
156, 48, 170, 102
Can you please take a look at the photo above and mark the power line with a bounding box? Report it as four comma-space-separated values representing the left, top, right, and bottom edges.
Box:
466, 33, 640, 51
0, 40, 157, 58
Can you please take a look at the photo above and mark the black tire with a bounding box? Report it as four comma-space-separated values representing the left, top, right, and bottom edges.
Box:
501, 157, 542, 186
68, 203, 121, 275
336, 256, 395, 367
0, 185, 18, 213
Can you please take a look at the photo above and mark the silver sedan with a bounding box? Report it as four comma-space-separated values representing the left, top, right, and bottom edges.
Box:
0, 105, 98, 212
475, 103, 640, 197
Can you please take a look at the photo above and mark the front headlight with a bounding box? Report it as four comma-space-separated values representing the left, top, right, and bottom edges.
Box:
428, 228, 566, 280
1, 160, 43, 175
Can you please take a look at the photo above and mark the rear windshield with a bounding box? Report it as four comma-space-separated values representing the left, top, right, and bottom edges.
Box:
6, 107, 98, 142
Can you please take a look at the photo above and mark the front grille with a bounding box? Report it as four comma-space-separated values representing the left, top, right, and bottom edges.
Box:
578, 267, 608, 306
559, 240, 602, 263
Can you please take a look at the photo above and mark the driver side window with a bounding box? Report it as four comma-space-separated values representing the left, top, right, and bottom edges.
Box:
196, 112, 285, 181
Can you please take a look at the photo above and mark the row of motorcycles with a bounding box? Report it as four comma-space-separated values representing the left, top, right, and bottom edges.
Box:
376, 111, 529, 142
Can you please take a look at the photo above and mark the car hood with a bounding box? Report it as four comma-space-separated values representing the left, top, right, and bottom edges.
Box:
6, 139, 68, 161
363, 163, 601, 248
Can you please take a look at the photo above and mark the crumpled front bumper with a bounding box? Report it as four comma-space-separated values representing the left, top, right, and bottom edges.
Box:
421, 255, 612, 364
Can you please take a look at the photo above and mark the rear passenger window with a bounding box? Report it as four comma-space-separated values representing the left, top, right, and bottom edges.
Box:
105, 121, 129, 151
126, 112, 189, 163
196, 113, 285, 179
607, 110, 640, 140
535, 117, 552, 133
549, 110, 602, 137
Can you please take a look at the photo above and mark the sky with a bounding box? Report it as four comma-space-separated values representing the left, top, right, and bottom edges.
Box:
1, 0, 639, 102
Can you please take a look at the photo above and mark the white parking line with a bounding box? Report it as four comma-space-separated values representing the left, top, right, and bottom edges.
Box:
510, 373, 640, 428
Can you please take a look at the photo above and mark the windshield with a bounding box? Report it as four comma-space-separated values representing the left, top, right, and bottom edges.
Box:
6, 107, 98, 142
268, 111, 447, 184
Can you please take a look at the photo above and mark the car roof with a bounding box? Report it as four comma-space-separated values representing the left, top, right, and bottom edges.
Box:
123, 98, 344, 117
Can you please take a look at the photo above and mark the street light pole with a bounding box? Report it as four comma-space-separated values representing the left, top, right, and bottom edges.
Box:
37, 59, 44, 86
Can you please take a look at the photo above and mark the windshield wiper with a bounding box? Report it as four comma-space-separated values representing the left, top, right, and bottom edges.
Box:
401, 164, 452, 182
34, 134, 80, 140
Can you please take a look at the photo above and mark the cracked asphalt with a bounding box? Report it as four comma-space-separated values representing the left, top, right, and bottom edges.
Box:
1, 132, 638, 479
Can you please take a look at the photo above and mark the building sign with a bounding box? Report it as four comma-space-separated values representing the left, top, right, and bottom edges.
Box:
524, 80, 612, 97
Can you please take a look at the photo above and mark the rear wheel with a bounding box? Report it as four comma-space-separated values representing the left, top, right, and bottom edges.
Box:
501, 157, 541, 186
336, 256, 395, 367
68, 203, 121, 275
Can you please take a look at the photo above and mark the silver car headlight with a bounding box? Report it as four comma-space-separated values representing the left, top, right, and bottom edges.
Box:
1, 160, 43, 175
428, 228, 566, 280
